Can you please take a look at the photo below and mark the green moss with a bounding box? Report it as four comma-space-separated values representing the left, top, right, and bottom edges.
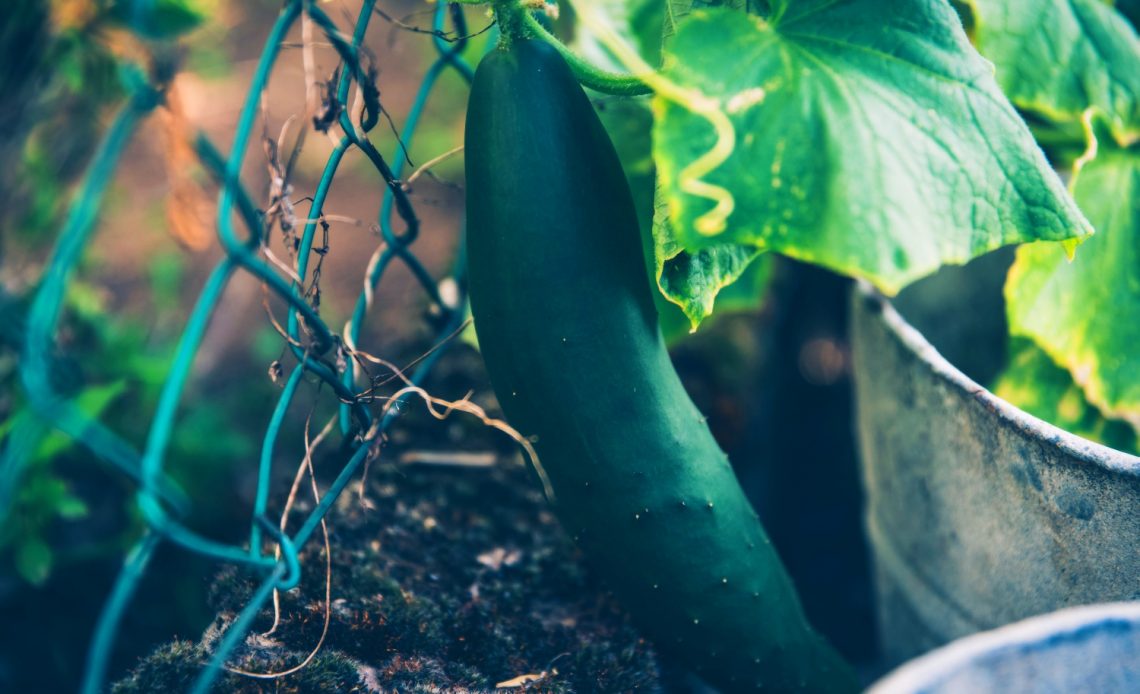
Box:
273, 652, 368, 693
112, 641, 370, 694
111, 641, 206, 694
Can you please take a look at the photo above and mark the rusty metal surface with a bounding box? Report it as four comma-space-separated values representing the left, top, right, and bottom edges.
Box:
851, 282, 1140, 667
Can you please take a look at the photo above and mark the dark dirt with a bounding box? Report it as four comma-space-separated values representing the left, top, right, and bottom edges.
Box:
112, 430, 662, 693
108, 263, 881, 692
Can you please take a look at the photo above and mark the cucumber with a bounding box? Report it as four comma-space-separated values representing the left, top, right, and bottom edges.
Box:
465, 38, 854, 692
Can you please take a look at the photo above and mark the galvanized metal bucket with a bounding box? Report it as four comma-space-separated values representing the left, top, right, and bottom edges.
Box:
850, 255, 1140, 667
869, 602, 1140, 693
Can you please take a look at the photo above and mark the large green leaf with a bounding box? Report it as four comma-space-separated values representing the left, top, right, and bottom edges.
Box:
651, 193, 770, 328
969, 0, 1140, 141
664, 0, 751, 39
576, 0, 773, 332
653, 2, 1091, 298
994, 339, 1137, 454
602, 92, 774, 334
652, 1, 777, 329
576, 0, 667, 68
1005, 116, 1140, 429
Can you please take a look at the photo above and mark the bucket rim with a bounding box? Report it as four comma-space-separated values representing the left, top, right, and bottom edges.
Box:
867, 601, 1140, 693
855, 281, 1140, 477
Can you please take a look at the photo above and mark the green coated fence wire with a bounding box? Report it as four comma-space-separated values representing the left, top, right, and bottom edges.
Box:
1, 1, 481, 691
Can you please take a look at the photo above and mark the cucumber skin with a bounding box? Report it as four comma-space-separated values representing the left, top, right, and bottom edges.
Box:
465, 39, 854, 692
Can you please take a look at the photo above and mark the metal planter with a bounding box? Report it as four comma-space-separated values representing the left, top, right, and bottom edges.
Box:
851, 264, 1140, 667
869, 602, 1140, 693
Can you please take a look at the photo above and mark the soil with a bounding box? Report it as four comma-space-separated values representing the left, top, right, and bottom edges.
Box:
112, 410, 663, 693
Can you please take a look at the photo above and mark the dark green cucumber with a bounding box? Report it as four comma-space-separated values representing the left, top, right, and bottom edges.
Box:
465, 39, 854, 692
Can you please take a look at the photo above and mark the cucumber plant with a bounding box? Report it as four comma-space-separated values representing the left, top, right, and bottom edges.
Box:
461, 0, 1126, 690
7, 0, 1136, 691
466, 37, 852, 691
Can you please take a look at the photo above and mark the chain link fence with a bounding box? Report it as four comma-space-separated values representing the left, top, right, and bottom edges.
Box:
1, 2, 482, 690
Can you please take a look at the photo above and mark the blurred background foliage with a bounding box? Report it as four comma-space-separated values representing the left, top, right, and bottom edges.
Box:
2, 0, 245, 588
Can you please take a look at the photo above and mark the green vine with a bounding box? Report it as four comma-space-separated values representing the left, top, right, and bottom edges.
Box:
474, 0, 653, 96
520, 11, 651, 95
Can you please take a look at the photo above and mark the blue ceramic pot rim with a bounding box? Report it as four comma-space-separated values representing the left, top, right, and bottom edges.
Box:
867, 602, 1140, 693
857, 282, 1140, 477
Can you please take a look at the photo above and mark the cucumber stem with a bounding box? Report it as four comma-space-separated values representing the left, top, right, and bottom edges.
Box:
520, 11, 651, 96
488, 0, 653, 96
491, 0, 524, 47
